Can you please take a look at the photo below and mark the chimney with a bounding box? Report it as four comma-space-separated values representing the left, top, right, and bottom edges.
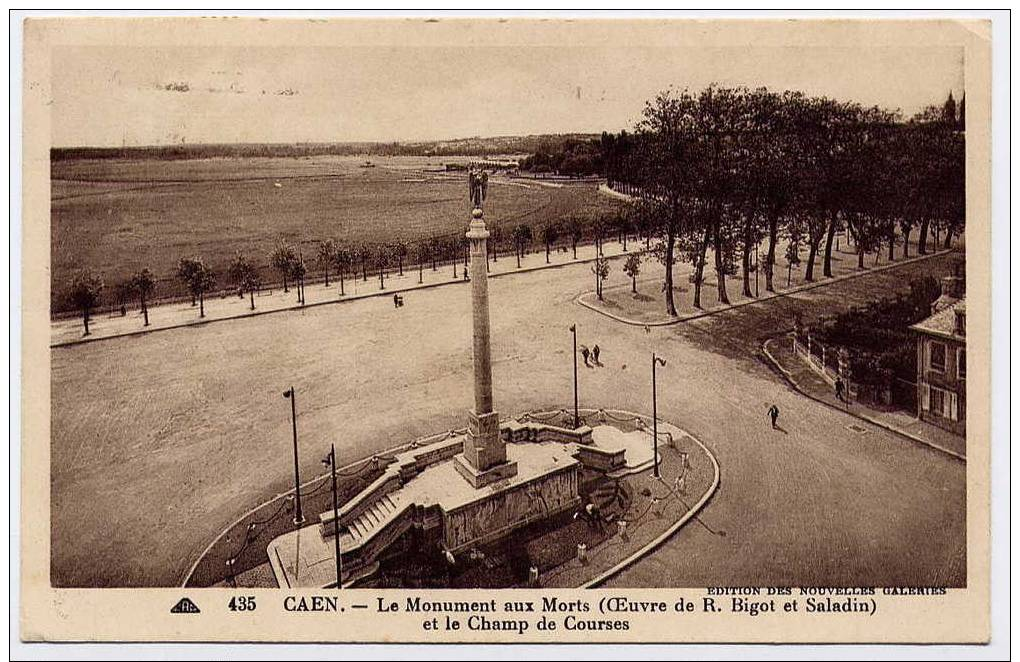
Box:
954, 306, 966, 336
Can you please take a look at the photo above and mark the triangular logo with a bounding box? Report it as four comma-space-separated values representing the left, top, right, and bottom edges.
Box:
170, 597, 201, 614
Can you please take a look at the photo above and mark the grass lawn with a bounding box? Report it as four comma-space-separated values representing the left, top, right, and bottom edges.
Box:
51, 155, 622, 312
584, 237, 951, 324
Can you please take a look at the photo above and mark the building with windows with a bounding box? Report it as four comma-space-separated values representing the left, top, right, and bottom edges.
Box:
911, 275, 966, 436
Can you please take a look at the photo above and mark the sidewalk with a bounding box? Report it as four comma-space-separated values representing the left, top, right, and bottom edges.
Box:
763, 335, 966, 460
578, 244, 955, 327
51, 239, 633, 347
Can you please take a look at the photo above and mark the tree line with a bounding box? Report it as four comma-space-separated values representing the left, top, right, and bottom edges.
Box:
602, 86, 964, 316
64, 210, 643, 335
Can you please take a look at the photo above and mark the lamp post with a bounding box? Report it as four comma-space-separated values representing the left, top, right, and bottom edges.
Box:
282, 387, 304, 525
652, 353, 667, 479
570, 324, 579, 429
322, 444, 342, 589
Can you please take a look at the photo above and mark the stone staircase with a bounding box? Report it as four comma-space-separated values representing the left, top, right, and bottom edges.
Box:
322, 493, 404, 550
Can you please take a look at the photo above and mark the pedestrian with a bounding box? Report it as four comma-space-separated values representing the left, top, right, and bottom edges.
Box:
463, 266, 469, 281
834, 377, 845, 402
581, 345, 590, 367
767, 404, 780, 429
393, 293, 400, 308
592, 344, 601, 366
585, 502, 604, 532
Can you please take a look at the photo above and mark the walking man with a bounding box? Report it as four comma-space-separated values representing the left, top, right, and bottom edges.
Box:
767, 404, 780, 430
581, 345, 590, 367
834, 377, 845, 402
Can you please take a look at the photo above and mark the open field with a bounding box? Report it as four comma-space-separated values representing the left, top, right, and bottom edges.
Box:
51, 155, 622, 312
51, 249, 964, 587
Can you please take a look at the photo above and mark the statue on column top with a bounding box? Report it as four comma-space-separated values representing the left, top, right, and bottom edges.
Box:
468, 169, 488, 209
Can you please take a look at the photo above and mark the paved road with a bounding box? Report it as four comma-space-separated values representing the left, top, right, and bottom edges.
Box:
50, 248, 965, 587
606, 250, 966, 587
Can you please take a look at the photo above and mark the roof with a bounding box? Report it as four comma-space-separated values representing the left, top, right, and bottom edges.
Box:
911, 299, 966, 342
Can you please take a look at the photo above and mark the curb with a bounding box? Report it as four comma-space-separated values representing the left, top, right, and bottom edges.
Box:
576, 249, 956, 327
760, 336, 966, 463
52, 246, 637, 349
581, 415, 720, 589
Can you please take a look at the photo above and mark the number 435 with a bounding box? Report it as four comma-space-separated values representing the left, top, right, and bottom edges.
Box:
228, 596, 256, 612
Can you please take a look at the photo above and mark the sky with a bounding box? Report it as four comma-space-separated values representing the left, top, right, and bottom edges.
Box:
51, 44, 965, 147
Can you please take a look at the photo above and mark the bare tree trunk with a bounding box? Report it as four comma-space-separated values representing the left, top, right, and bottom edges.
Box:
199, 291, 205, 318
918, 218, 930, 255
663, 232, 678, 316
250, 290, 255, 310
741, 214, 754, 298
902, 227, 911, 258
692, 226, 711, 309
805, 239, 820, 282
82, 308, 90, 336
713, 221, 730, 305
823, 210, 838, 278
765, 213, 778, 292
141, 296, 149, 326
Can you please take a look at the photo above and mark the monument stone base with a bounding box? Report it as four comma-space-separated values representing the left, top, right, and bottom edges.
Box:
453, 453, 519, 488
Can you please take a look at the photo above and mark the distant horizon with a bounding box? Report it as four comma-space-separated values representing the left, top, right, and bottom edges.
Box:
49, 132, 602, 152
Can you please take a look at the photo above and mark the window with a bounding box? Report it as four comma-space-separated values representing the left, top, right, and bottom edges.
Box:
929, 341, 946, 372
929, 386, 946, 416
957, 348, 966, 379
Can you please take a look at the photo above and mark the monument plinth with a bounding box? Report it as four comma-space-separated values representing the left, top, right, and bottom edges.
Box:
454, 199, 519, 488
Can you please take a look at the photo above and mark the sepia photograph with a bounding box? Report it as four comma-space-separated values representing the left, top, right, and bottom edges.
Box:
16, 13, 1002, 648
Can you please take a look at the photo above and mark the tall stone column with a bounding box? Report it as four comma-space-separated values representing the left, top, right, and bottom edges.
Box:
456, 205, 517, 487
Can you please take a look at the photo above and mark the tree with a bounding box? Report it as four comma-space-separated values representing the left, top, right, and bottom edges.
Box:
784, 223, 803, 287
271, 243, 297, 293
229, 252, 261, 310
633, 88, 702, 316
540, 223, 560, 263
290, 256, 307, 303
178, 257, 215, 318
392, 240, 409, 276
565, 215, 584, 259
415, 238, 430, 284
375, 246, 389, 289
425, 236, 440, 271
614, 210, 632, 252
356, 244, 370, 282
114, 280, 135, 316
317, 239, 337, 287
69, 269, 103, 336
488, 225, 503, 264
590, 215, 608, 256
132, 268, 155, 326
623, 253, 641, 293
591, 256, 610, 300
511, 223, 533, 268
331, 245, 350, 296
